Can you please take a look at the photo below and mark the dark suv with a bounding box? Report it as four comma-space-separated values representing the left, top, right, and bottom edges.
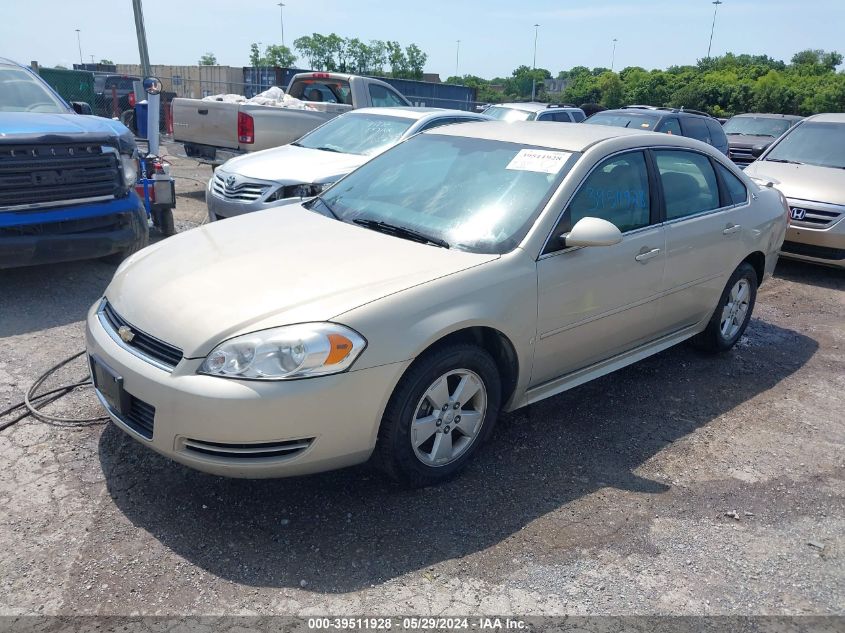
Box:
584, 106, 729, 155
93, 73, 140, 118
722, 113, 803, 168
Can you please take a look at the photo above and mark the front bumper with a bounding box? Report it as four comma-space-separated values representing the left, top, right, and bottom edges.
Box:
85, 301, 410, 478
780, 200, 845, 269
0, 193, 145, 269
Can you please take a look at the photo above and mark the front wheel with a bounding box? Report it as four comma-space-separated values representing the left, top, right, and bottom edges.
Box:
374, 344, 501, 487
692, 262, 757, 352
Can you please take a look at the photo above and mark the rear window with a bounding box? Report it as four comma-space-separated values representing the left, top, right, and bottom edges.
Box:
483, 106, 536, 122
586, 111, 660, 130
289, 78, 352, 104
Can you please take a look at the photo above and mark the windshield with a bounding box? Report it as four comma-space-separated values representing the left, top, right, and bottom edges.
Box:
586, 112, 660, 130
484, 106, 536, 122
0, 67, 68, 113
765, 122, 845, 169
318, 133, 574, 254
295, 113, 414, 156
723, 117, 794, 138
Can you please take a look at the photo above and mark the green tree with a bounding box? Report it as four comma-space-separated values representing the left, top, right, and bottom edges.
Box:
198, 52, 217, 66
386, 41, 408, 77
405, 44, 427, 80
99, 58, 114, 65
598, 72, 624, 108
263, 45, 296, 68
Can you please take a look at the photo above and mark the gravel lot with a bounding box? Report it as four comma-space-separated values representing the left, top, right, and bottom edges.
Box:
0, 142, 842, 617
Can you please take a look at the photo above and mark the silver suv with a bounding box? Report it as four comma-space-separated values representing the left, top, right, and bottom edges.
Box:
483, 102, 586, 123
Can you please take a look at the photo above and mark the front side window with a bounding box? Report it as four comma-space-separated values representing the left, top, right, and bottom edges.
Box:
655, 150, 720, 220
566, 151, 652, 234
318, 134, 574, 254
295, 113, 414, 156
0, 66, 68, 113
368, 84, 407, 107
764, 121, 845, 170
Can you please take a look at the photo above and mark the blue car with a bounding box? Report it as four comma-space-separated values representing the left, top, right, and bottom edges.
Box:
0, 57, 147, 268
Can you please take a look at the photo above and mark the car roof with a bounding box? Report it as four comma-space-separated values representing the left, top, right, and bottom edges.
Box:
731, 113, 803, 120
427, 120, 653, 151
805, 113, 845, 123
598, 108, 710, 120
351, 106, 484, 121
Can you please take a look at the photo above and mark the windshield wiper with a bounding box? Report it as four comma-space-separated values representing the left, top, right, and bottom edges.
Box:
307, 196, 339, 219
766, 158, 804, 165
314, 146, 343, 153
353, 218, 450, 248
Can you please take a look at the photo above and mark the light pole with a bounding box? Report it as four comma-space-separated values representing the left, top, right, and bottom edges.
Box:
531, 23, 539, 101
455, 40, 460, 78
707, 0, 723, 59
611, 38, 618, 71
75, 29, 83, 67
277, 2, 286, 47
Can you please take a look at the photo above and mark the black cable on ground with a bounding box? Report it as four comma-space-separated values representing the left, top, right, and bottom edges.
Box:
0, 350, 108, 432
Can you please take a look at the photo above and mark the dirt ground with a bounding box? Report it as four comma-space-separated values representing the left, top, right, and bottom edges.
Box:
0, 142, 842, 617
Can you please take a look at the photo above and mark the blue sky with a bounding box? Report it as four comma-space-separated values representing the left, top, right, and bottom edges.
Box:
3, 0, 843, 78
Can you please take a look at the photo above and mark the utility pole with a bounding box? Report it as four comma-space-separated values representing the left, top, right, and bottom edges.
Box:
131, 0, 151, 78
531, 23, 539, 101
707, 0, 723, 59
278, 2, 286, 47
75, 29, 83, 67
611, 38, 618, 71
455, 40, 460, 78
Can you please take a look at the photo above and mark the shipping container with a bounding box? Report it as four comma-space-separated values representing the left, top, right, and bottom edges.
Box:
37, 67, 96, 109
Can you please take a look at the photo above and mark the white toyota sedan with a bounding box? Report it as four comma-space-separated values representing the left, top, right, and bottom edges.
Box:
87, 121, 788, 487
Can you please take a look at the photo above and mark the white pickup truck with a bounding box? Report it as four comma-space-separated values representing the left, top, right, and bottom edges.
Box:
173, 72, 410, 164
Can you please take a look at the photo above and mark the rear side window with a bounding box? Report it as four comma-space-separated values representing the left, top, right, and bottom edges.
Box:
570, 110, 586, 122
566, 151, 651, 233
658, 118, 682, 136
716, 163, 748, 205
368, 84, 407, 107
681, 117, 711, 144
539, 111, 573, 122
654, 150, 720, 220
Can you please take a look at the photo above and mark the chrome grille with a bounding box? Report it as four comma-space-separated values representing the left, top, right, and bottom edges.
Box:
789, 204, 843, 229
211, 172, 271, 202
100, 300, 183, 370
729, 148, 755, 166
0, 143, 120, 208
182, 438, 314, 460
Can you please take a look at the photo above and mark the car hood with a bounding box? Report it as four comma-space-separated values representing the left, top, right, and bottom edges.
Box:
727, 134, 777, 149
745, 160, 845, 206
0, 112, 132, 147
106, 205, 498, 357
220, 145, 369, 184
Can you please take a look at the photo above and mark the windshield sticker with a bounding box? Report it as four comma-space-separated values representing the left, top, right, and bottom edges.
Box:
640, 123, 651, 128
506, 149, 571, 174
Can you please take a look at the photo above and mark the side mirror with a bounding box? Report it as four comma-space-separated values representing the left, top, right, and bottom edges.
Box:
143, 77, 162, 96
562, 217, 623, 248
70, 101, 92, 115
750, 144, 768, 158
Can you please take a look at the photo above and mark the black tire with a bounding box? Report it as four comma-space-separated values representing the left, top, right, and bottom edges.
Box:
692, 262, 757, 353
101, 207, 149, 265
374, 344, 502, 488
153, 207, 176, 237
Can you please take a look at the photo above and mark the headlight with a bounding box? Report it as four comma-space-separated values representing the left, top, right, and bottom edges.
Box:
267, 182, 336, 202
199, 323, 366, 380
120, 154, 138, 187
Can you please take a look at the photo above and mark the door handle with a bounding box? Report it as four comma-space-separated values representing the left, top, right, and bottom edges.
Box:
723, 223, 741, 235
198, 109, 209, 115
635, 248, 661, 263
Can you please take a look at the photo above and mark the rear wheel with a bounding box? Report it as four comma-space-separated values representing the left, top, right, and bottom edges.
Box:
153, 207, 176, 236
374, 344, 501, 487
692, 262, 757, 352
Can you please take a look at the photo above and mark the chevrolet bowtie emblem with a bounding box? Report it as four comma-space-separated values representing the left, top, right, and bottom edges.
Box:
117, 325, 135, 343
